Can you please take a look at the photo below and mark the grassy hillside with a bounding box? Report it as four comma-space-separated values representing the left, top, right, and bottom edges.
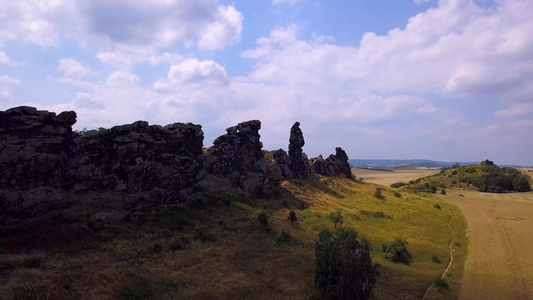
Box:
0, 177, 466, 299
395, 161, 532, 194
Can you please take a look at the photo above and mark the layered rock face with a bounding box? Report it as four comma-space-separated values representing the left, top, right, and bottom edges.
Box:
312, 147, 353, 179
0, 106, 204, 218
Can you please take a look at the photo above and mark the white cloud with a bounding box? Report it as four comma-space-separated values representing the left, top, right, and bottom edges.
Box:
0, 0, 73, 46
272, 0, 308, 5
0, 51, 14, 65
494, 103, 533, 118
0, 75, 20, 103
154, 59, 229, 91
106, 71, 140, 87
0, 75, 20, 86
58, 58, 91, 78
78, 0, 242, 50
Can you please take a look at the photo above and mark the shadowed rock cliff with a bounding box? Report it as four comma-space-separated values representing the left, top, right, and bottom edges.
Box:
1, 107, 354, 219
0, 106, 204, 218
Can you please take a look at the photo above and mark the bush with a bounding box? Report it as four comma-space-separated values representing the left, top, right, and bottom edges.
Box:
390, 182, 407, 188
315, 228, 379, 300
375, 188, 384, 199
433, 204, 441, 210
382, 238, 411, 264
258, 211, 270, 229
393, 192, 402, 198
435, 278, 449, 289
288, 210, 298, 226
440, 189, 447, 195
276, 230, 300, 247
431, 255, 441, 263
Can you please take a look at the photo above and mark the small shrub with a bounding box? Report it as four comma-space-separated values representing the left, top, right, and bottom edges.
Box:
382, 238, 411, 264
431, 255, 441, 264
372, 211, 386, 218
258, 211, 270, 229
440, 189, 447, 195
23, 256, 45, 269
170, 238, 188, 251
276, 230, 300, 247
394, 192, 402, 198
197, 230, 216, 242
375, 188, 384, 199
288, 210, 298, 226
433, 204, 441, 209
435, 278, 449, 289
408, 180, 415, 184
153, 243, 163, 253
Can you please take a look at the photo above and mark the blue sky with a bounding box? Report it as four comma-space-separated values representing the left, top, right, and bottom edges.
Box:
1, 0, 532, 165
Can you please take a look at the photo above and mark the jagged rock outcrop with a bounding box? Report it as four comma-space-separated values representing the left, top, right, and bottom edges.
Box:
1, 106, 355, 219
206, 120, 274, 192
312, 147, 353, 179
288, 122, 313, 179
0, 106, 204, 219
273, 149, 292, 178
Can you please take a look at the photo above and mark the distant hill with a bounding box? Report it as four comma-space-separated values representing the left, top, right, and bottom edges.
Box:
394, 160, 532, 193
349, 159, 478, 169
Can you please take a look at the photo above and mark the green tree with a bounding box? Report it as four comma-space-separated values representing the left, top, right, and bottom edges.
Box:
513, 175, 532, 192
258, 211, 269, 230
315, 228, 379, 300
288, 210, 298, 226
329, 210, 343, 229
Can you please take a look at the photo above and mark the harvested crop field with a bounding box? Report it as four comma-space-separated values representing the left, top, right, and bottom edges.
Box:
351, 168, 437, 186
439, 190, 533, 299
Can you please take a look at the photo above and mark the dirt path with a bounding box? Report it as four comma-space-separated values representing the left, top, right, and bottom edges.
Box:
439, 190, 533, 300
422, 207, 455, 300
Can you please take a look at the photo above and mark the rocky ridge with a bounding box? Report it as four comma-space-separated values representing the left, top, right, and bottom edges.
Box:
1, 106, 353, 219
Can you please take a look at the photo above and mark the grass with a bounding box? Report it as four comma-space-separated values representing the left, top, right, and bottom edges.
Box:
0, 176, 467, 299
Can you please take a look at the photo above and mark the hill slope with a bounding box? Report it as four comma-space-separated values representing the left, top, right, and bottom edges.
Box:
0, 177, 466, 299
397, 161, 532, 194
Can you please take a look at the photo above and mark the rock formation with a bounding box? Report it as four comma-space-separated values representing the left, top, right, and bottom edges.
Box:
312, 147, 353, 179
287, 122, 313, 179
205, 120, 275, 192
0, 106, 204, 218
1, 107, 354, 219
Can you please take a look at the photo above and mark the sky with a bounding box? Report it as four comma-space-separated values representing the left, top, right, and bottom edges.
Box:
1, 0, 532, 166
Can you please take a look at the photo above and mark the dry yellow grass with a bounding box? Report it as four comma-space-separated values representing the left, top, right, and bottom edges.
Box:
439, 189, 533, 300
352, 168, 438, 186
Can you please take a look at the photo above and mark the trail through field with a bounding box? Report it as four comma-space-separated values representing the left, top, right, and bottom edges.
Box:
440, 190, 533, 300
422, 207, 455, 300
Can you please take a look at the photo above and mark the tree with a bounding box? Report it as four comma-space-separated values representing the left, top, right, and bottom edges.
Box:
315, 228, 379, 300
258, 211, 269, 230
288, 210, 298, 226
329, 210, 343, 228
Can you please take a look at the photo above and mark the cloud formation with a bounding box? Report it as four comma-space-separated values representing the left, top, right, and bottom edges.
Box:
1, 0, 532, 164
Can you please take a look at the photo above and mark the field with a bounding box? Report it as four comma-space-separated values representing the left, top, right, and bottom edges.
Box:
352, 168, 438, 186
438, 189, 533, 299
